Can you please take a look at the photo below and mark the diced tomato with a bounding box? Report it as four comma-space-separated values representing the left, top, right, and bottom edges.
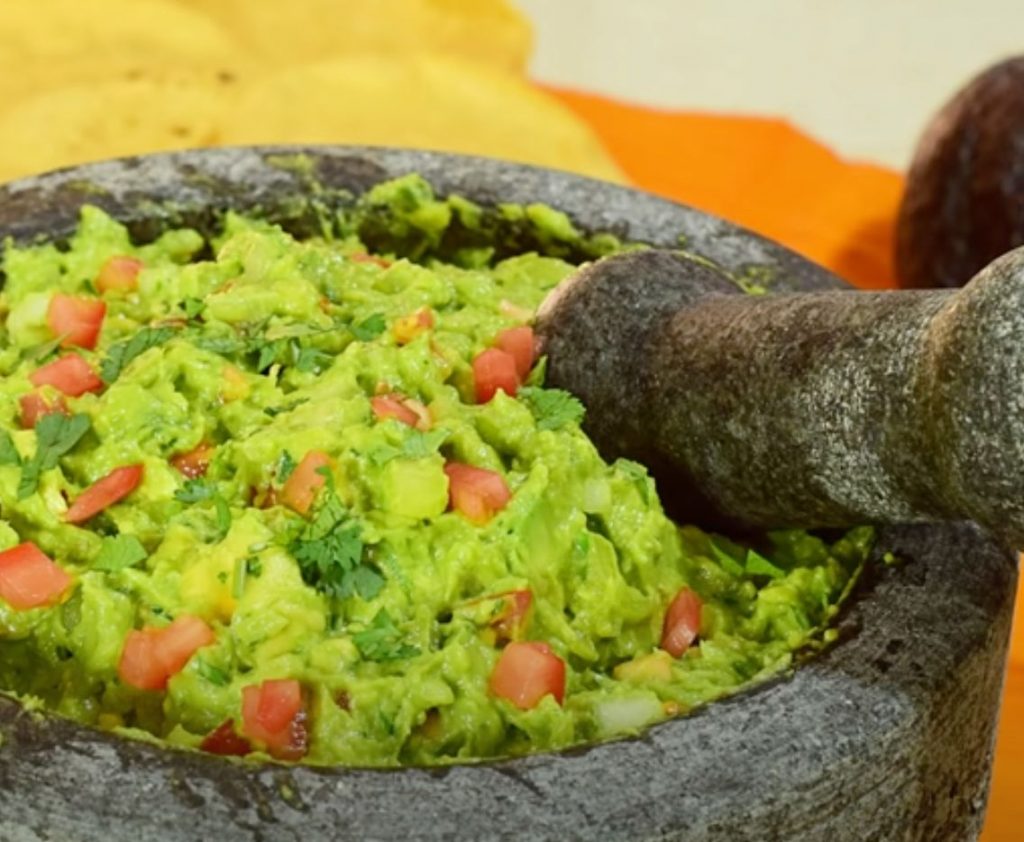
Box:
491, 589, 533, 642
29, 354, 103, 397
0, 542, 72, 610
393, 307, 435, 345
661, 587, 703, 658
47, 294, 106, 350
170, 443, 214, 479
19, 392, 67, 428
200, 719, 252, 757
65, 464, 144, 524
350, 252, 392, 268
495, 326, 535, 381
489, 641, 566, 710
371, 394, 420, 427
241, 679, 308, 761
444, 462, 511, 524
96, 256, 144, 293
280, 450, 332, 515
472, 348, 519, 403
118, 614, 216, 691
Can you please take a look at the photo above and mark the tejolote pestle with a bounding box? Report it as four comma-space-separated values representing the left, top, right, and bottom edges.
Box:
535, 247, 1024, 548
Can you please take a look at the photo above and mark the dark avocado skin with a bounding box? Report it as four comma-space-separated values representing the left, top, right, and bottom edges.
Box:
897, 56, 1024, 289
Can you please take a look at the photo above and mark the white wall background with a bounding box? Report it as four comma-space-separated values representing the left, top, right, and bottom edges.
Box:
518, 0, 1023, 168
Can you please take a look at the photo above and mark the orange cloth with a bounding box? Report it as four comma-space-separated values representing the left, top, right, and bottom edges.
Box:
547, 84, 1022, 839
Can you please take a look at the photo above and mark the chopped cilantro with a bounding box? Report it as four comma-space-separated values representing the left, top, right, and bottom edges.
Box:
401, 429, 447, 459
709, 540, 746, 578
294, 345, 332, 374
352, 608, 421, 662
93, 535, 148, 572
0, 431, 21, 466
245, 556, 263, 578
174, 478, 232, 541
197, 660, 230, 687
276, 450, 298, 483
18, 413, 91, 499
518, 386, 585, 431
352, 313, 386, 341
745, 549, 785, 580
288, 480, 384, 600
100, 326, 176, 383
183, 297, 206, 320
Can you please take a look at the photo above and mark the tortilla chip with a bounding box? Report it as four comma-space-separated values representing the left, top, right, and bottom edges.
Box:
221, 54, 624, 181
0, 0, 242, 102
0, 54, 624, 184
0, 76, 233, 182
170, 0, 532, 73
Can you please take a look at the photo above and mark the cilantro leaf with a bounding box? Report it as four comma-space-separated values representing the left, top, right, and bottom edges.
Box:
352, 608, 421, 662
0, 431, 21, 467
288, 487, 383, 600
401, 429, 447, 459
745, 549, 786, 580
183, 297, 206, 320
94, 534, 148, 572
21, 334, 68, 364
101, 326, 176, 383
174, 478, 232, 540
709, 540, 746, 578
196, 659, 230, 686
352, 313, 386, 341
294, 344, 332, 374
18, 413, 91, 499
276, 450, 297, 483
518, 386, 585, 431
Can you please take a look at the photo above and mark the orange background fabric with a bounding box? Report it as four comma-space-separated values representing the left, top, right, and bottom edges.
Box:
547, 85, 1022, 839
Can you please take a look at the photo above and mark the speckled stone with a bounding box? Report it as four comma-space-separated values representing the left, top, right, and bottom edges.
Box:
0, 147, 1015, 842
538, 247, 1024, 547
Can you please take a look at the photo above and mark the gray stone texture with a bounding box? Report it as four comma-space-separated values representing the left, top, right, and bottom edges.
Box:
539, 247, 1024, 548
0, 147, 1014, 842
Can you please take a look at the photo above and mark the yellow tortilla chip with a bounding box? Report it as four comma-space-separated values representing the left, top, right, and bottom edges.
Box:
221, 54, 624, 182
0, 0, 243, 101
171, 0, 532, 74
0, 54, 624, 185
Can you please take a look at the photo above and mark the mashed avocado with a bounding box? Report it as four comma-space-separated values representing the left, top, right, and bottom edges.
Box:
0, 175, 872, 765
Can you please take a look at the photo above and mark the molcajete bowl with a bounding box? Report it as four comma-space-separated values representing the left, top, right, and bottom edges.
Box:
0, 147, 1015, 842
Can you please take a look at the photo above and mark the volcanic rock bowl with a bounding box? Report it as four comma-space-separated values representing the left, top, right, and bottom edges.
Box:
0, 147, 1015, 842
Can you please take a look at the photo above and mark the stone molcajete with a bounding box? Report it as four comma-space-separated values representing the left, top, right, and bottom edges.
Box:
0, 147, 1015, 841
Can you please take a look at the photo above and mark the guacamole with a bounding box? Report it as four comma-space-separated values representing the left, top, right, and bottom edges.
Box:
0, 175, 872, 766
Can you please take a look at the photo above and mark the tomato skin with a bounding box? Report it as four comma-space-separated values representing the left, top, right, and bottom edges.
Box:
19, 391, 68, 428
170, 443, 214, 479
117, 615, 216, 691
29, 354, 104, 397
280, 450, 333, 515
200, 719, 252, 757
371, 394, 420, 427
96, 255, 144, 293
241, 679, 308, 761
661, 587, 703, 658
47, 294, 106, 350
473, 347, 520, 403
489, 641, 566, 709
495, 326, 535, 381
65, 464, 144, 524
444, 462, 511, 524
0, 542, 72, 610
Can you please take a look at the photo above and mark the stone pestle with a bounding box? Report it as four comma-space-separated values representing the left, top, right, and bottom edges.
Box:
535, 247, 1024, 548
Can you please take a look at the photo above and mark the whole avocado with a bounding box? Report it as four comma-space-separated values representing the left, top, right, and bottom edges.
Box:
896, 56, 1024, 289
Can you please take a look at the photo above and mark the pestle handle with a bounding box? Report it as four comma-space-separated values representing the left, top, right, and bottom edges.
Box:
535, 248, 1024, 547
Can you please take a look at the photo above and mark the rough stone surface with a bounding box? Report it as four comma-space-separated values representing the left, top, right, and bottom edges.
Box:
0, 147, 1015, 842
539, 247, 1024, 547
